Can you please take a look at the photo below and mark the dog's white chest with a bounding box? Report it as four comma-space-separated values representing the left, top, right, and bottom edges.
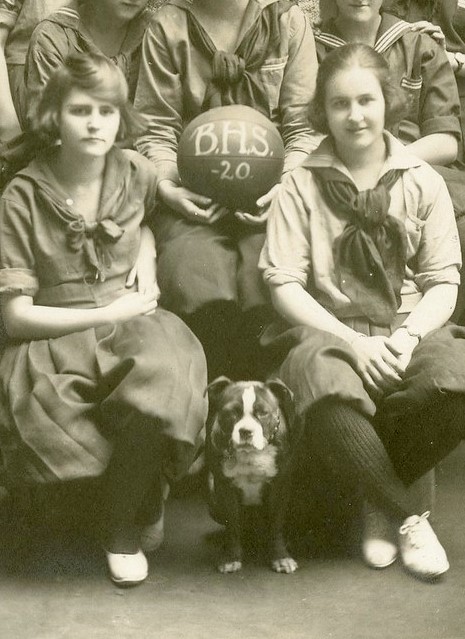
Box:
222, 445, 278, 506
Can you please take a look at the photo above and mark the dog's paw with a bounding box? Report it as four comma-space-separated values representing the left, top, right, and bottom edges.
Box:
218, 560, 242, 573
271, 557, 298, 574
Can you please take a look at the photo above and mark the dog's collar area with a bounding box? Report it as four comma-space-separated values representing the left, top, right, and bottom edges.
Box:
269, 412, 280, 443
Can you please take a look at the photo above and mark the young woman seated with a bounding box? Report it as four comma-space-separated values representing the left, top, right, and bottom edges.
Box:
314, 0, 465, 321
0, 52, 207, 587
134, 0, 319, 381
259, 43, 465, 581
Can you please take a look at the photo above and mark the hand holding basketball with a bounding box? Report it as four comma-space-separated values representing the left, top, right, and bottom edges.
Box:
177, 105, 285, 213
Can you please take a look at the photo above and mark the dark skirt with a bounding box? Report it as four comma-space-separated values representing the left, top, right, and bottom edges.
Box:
0, 310, 208, 484
153, 206, 268, 315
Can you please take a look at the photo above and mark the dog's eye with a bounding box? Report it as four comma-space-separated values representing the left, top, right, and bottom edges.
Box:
219, 408, 240, 425
255, 409, 270, 420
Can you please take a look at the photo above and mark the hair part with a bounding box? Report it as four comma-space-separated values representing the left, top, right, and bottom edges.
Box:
310, 43, 407, 134
31, 51, 146, 144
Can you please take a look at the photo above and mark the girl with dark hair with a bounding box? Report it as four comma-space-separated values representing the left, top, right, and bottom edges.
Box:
0, 52, 208, 587
134, 0, 319, 381
260, 43, 465, 581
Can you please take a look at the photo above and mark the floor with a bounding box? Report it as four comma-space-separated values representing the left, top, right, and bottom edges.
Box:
0, 445, 464, 639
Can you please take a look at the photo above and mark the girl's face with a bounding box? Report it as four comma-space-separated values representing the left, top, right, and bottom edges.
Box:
59, 88, 121, 158
325, 66, 385, 155
335, 0, 383, 23
96, 0, 148, 22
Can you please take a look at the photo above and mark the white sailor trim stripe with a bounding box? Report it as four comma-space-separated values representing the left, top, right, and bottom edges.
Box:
375, 20, 412, 53
400, 76, 423, 90
314, 32, 346, 49
316, 20, 412, 54
458, 0, 465, 10
262, 62, 287, 71
53, 7, 80, 19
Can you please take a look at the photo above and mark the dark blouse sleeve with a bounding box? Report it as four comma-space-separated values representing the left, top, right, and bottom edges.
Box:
0, 189, 39, 296
24, 19, 68, 120
417, 34, 462, 139
134, 17, 184, 184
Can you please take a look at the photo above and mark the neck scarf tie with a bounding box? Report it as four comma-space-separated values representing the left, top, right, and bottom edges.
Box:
65, 218, 124, 282
34, 150, 129, 282
311, 166, 407, 325
187, 1, 294, 109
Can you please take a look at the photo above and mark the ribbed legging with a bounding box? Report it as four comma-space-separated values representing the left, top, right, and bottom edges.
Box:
303, 399, 465, 521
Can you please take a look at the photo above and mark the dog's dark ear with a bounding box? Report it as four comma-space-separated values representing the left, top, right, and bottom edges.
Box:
266, 378, 295, 428
266, 378, 293, 404
205, 376, 232, 404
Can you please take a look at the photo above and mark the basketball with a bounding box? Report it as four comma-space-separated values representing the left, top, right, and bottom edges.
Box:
177, 105, 285, 211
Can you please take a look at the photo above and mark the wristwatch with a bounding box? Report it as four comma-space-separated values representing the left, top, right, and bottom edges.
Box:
399, 325, 422, 341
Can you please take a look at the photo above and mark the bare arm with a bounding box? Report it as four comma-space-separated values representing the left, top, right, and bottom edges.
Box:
388, 283, 458, 370
270, 281, 357, 343
2, 290, 159, 341
407, 132, 458, 165
0, 25, 20, 141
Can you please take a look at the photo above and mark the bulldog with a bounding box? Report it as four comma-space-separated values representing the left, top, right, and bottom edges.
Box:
206, 377, 298, 574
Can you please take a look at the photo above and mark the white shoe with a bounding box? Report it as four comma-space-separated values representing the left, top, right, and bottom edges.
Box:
399, 511, 450, 580
362, 503, 398, 569
105, 549, 148, 586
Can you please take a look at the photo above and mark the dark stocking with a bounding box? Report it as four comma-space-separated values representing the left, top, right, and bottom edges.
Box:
100, 415, 164, 554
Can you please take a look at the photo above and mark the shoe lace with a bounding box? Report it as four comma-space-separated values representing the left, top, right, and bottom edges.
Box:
399, 511, 431, 548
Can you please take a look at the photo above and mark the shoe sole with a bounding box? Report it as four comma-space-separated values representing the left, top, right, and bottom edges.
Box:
104, 547, 149, 587
110, 573, 148, 588
364, 554, 398, 569
403, 565, 449, 582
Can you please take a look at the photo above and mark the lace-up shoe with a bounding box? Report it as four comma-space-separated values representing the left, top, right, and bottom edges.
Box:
399, 511, 449, 580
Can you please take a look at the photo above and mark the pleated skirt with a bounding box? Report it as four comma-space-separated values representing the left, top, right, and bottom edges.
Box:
0, 310, 208, 484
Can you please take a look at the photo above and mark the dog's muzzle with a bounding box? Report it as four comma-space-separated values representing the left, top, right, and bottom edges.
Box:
231, 417, 265, 450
